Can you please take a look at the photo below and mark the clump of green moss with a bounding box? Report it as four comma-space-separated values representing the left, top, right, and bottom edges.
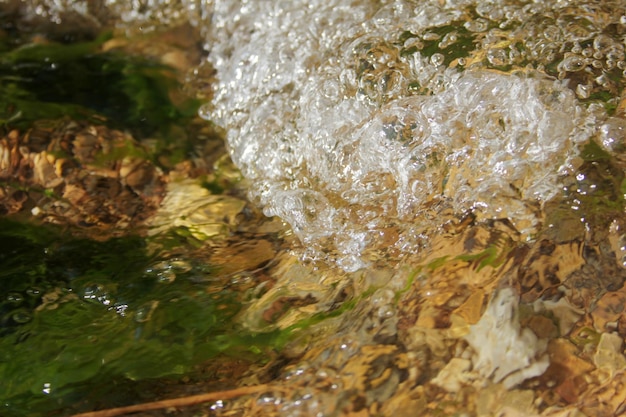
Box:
0, 31, 200, 140
0, 218, 280, 416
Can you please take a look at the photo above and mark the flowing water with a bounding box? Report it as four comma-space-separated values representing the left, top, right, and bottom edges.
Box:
204, 0, 601, 272
2, 0, 626, 416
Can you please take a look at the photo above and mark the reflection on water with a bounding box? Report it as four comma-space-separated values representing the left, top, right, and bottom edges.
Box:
1, 1, 626, 416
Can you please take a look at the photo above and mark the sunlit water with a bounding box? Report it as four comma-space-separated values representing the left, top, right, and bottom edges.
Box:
202, 0, 613, 272
5, 0, 626, 416
25, 0, 621, 272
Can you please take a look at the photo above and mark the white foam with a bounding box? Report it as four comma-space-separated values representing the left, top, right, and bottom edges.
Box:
205, 0, 595, 270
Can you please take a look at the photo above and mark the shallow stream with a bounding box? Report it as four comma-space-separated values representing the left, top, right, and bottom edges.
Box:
1, 1, 626, 416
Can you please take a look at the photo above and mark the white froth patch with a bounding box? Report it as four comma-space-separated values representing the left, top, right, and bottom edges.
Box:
206, 1, 594, 270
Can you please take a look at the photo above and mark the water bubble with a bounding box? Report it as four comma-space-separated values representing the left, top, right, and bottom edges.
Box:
134, 301, 158, 323
543, 26, 561, 42
372, 288, 394, 306
6, 292, 24, 305
430, 53, 444, 66
599, 118, 626, 152
26, 287, 42, 297
617, 234, 626, 268
593, 34, 615, 54
112, 303, 129, 317
210, 400, 224, 410
607, 50, 625, 62
487, 48, 508, 66
559, 55, 586, 72
11, 309, 32, 324
146, 259, 192, 283
282, 361, 311, 381
322, 79, 341, 100
257, 391, 282, 406
439, 32, 457, 49
157, 269, 176, 283
377, 305, 395, 318
82, 284, 113, 306
576, 84, 592, 99
595, 74, 610, 86
464, 18, 489, 33
401, 38, 420, 55
422, 32, 440, 41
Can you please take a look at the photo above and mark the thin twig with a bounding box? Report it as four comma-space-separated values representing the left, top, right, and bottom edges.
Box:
70, 384, 276, 417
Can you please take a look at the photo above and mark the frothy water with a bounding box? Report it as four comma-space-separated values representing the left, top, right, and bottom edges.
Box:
203, 0, 604, 270
15, 0, 623, 271
5, 1, 626, 414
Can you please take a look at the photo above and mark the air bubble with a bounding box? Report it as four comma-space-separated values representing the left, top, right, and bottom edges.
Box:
618, 234, 626, 268
157, 269, 176, 283
322, 79, 341, 100
439, 32, 457, 48
134, 301, 157, 323
430, 53, 444, 66
599, 118, 626, 152
26, 287, 42, 297
422, 32, 440, 41
210, 400, 224, 410
6, 292, 24, 305
377, 305, 395, 318
595, 74, 609, 86
487, 48, 508, 66
559, 55, 586, 72
257, 392, 282, 406
83, 284, 100, 298
282, 362, 310, 380
593, 34, 615, 54
543, 26, 561, 42
464, 18, 489, 33
576, 84, 591, 99
12, 309, 32, 324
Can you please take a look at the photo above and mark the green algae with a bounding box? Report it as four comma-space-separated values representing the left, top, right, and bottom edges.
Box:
0, 26, 280, 416
0, 31, 200, 150
0, 218, 282, 416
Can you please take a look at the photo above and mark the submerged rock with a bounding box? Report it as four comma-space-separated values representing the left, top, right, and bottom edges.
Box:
0, 122, 166, 234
